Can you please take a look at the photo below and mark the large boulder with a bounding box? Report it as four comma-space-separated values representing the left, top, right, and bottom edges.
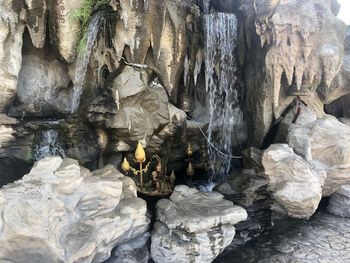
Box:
0, 157, 149, 263
0, 0, 25, 112
327, 185, 350, 218
262, 144, 324, 219
287, 115, 350, 196
0, 0, 51, 112
15, 53, 73, 115
89, 73, 187, 155
151, 185, 247, 263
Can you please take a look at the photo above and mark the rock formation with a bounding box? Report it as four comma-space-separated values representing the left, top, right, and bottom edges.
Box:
0, 157, 150, 263
262, 144, 324, 219
105, 232, 151, 263
1, 0, 350, 260
287, 115, 350, 196
242, 0, 348, 146
151, 185, 248, 263
328, 185, 350, 218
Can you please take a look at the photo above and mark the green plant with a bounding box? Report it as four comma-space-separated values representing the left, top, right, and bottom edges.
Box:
70, 0, 109, 55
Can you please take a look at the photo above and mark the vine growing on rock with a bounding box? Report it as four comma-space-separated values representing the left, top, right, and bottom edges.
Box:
71, 0, 109, 55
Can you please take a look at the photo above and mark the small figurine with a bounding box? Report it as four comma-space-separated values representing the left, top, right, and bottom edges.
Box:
151, 162, 162, 192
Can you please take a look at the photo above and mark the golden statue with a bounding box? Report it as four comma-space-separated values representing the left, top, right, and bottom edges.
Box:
120, 142, 175, 196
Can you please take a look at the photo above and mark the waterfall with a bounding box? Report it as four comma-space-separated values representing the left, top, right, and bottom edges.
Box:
34, 129, 65, 161
204, 13, 246, 182
71, 12, 104, 113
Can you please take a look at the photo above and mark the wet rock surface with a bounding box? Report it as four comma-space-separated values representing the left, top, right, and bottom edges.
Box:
151, 185, 248, 263
216, 211, 350, 263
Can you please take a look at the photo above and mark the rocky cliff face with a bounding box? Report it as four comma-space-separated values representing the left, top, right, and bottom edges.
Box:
241, 0, 348, 146
1, 0, 350, 260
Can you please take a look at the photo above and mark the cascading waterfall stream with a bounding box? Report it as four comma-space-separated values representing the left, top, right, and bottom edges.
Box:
34, 129, 65, 161
204, 13, 246, 182
71, 12, 104, 113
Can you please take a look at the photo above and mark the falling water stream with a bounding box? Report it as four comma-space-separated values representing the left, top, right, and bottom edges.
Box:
204, 13, 245, 182
71, 12, 104, 113
34, 129, 65, 161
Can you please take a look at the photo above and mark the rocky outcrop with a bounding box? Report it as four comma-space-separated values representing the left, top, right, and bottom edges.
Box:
262, 144, 324, 219
151, 185, 248, 263
328, 185, 350, 218
105, 232, 150, 263
242, 0, 347, 146
15, 53, 72, 115
0, 0, 25, 112
287, 115, 350, 196
0, 157, 149, 263
48, 0, 84, 63
89, 68, 187, 155
111, 0, 199, 98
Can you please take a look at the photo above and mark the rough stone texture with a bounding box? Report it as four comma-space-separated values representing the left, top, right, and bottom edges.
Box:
215, 169, 272, 247
262, 144, 324, 219
111, 0, 199, 98
0, 114, 17, 148
48, 0, 84, 63
16, 54, 72, 114
242, 147, 263, 171
275, 103, 318, 143
327, 185, 350, 218
0, 157, 149, 263
0, 0, 52, 112
242, 0, 347, 146
26, 0, 47, 49
216, 212, 350, 263
112, 67, 148, 100
287, 115, 350, 196
89, 76, 187, 155
151, 185, 248, 263
105, 232, 150, 263
0, 0, 25, 112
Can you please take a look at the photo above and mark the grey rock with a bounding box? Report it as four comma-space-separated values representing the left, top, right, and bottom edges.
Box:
217, 212, 350, 263
242, 147, 263, 170
111, 0, 199, 97
287, 115, 350, 196
105, 232, 150, 263
16, 54, 72, 114
112, 67, 149, 100
262, 144, 323, 219
151, 185, 247, 263
0, 157, 149, 263
328, 185, 350, 218
0, 0, 25, 112
48, 0, 84, 63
